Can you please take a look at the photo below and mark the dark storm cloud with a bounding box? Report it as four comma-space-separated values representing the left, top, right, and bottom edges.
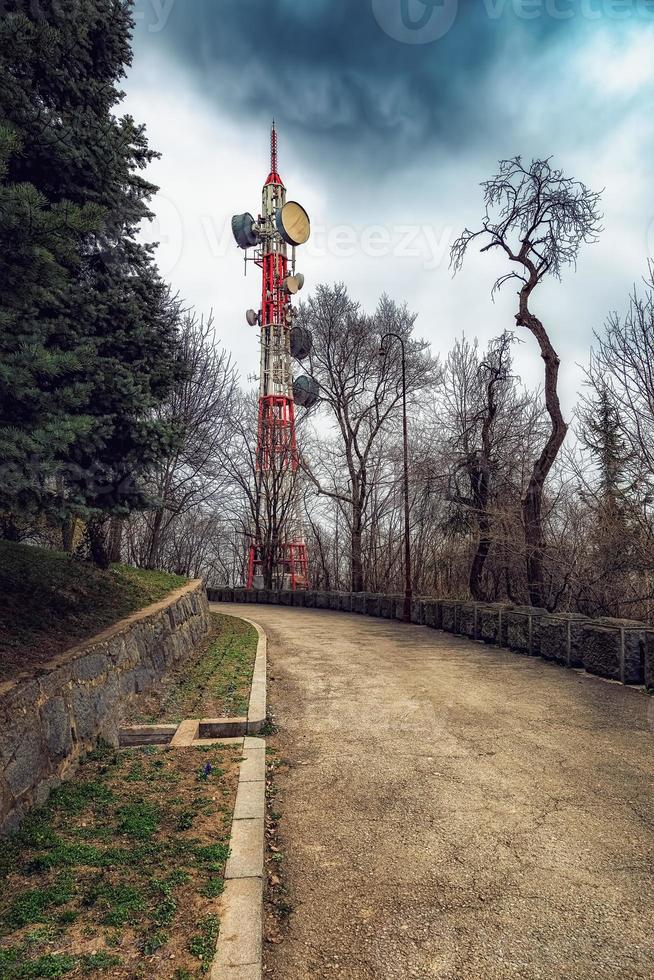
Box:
125, 0, 654, 409
132, 0, 597, 168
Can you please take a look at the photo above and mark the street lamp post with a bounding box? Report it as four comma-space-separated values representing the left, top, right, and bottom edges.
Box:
379, 333, 412, 624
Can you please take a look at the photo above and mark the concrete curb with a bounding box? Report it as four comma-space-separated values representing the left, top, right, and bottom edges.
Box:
245, 619, 267, 734
208, 606, 268, 736
211, 736, 266, 980
119, 723, 178, 746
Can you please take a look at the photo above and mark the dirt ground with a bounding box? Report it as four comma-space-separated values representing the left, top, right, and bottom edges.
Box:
220, 603, 654, 980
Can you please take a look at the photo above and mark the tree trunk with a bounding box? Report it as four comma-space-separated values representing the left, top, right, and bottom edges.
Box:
351, 504, 364, 593
61, 517, 77, 553
106, 517, 123, 564
146, 508, 165, 569
468, 460, 492, 601
87, 517, 109, 569
522, 480, 545, 605
517, 292, 568, 608
469, 511, 491, 601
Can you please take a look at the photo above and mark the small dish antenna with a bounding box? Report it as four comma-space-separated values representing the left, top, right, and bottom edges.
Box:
283, 274, 305, 295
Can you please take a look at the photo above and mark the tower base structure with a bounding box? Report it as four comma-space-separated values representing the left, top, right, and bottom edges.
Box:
247, 540, 309, 591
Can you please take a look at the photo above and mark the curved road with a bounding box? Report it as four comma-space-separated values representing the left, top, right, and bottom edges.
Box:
219, 603, 654, 980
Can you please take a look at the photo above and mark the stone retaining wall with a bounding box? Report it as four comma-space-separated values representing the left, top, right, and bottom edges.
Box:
1, 580, 209, 835
208, 588, 654, 694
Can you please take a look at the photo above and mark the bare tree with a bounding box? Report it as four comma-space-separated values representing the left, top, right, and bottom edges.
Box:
297, 284, 437, 592
438, 333, 515, 599
587, 265, 654, 479
220, 391, 305, 589
451, 157, 602, 607
574, 277, 654, 618
124, 311, 237, 572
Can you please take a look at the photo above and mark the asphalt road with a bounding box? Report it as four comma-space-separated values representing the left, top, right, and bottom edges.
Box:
218, 603, 654, 980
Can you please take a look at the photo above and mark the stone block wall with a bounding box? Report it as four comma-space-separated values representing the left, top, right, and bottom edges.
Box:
411, 599, 425, 626
208, 587, 654, 695
478, 605, 508, 646
646, 638, 654, 691
540, 614, 587, 668
505, 607, 546, 657
580, 619, 646, 684
1, 581, 209, 835
423, 601, 442, 630
366, 594, 383, 617
458, 603, 479, 641
441, 601, 461, 634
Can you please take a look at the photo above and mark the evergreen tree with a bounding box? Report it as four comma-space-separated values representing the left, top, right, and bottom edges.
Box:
0, 121, 101, 520
0, 1, 184, 555
577, 384, 635, 616
579, 385, 630, 501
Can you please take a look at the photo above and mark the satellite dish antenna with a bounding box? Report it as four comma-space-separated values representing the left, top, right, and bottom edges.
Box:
293, 374, 319, 409
245, 309, 259, 327
295, 273, 305, 291
283, 275, 300, 295
290, 325, 312, 360
231, 213, 259, 250
276, 201, 311, 247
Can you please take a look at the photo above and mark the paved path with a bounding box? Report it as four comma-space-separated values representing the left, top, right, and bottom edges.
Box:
218, 604, 654, 980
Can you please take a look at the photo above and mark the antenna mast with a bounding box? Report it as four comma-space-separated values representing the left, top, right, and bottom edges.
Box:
230, 123, 316, 591
271, 120, 278, 176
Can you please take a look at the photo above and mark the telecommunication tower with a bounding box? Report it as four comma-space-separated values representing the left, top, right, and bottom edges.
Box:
231, 123, 318, 590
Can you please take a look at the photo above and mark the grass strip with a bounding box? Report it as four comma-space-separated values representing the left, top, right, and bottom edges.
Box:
125, 614, 258, 723
0, 742, 239, 979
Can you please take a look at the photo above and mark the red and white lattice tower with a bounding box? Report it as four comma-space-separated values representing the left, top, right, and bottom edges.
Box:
231, 124, 316, 590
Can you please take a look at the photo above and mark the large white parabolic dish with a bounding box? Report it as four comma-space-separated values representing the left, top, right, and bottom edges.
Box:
276, 201, 311, 247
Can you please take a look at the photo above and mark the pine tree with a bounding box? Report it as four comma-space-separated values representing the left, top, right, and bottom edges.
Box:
0, 121, 102, 516
578, 384, 634, 616
579, 385, 629, 501
0, 1, 184, 555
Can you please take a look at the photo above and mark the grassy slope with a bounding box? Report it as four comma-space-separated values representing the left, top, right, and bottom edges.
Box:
0, 541, 188, 678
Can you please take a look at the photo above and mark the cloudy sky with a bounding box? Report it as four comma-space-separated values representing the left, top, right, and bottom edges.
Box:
123, 0, 654, 410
